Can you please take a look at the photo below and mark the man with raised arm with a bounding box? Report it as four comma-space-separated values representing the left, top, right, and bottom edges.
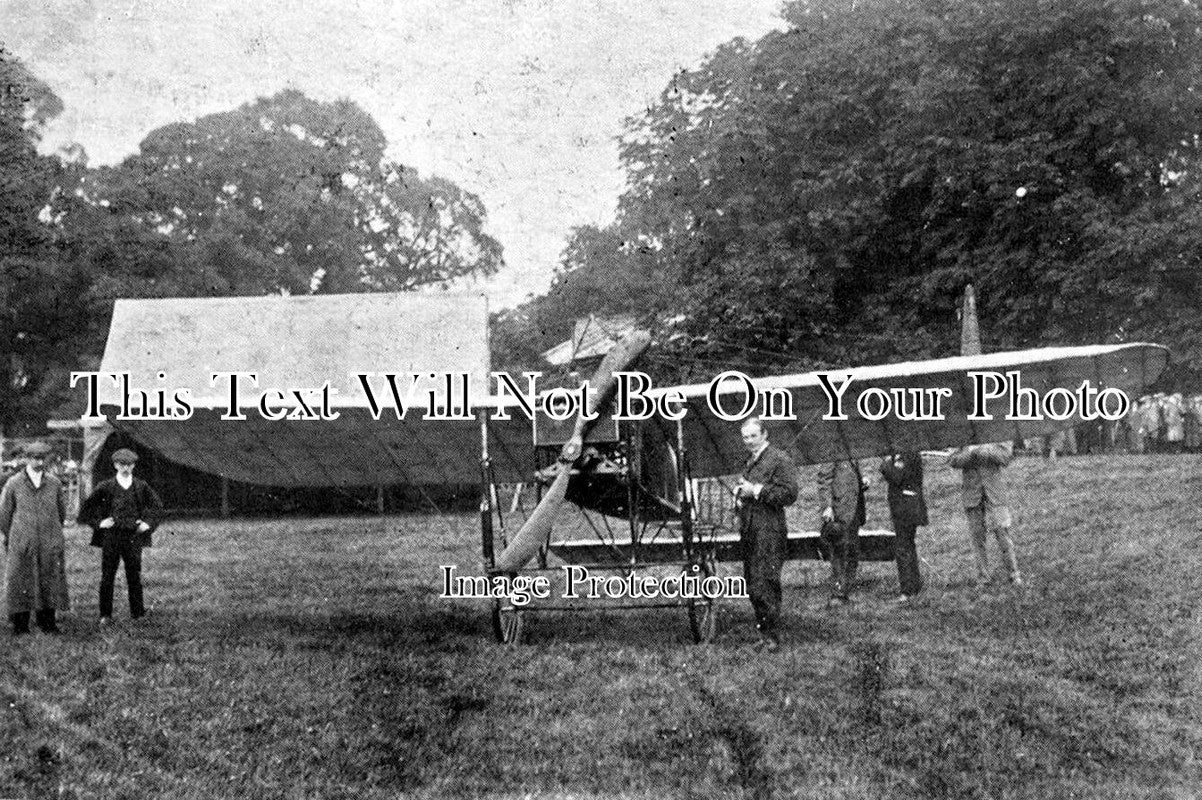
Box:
949, 442, 1021, 587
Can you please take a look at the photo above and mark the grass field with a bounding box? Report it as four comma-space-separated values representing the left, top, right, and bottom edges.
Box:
2, 453, 1201, 799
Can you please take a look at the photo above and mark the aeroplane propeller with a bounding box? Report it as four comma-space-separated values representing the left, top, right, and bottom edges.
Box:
491, 331, 651, 572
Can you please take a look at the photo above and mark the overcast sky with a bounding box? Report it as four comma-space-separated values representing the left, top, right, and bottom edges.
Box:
0, 0, 784, 308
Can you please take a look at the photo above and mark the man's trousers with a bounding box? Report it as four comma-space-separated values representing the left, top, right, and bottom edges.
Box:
741, 523, 787, 635
892, 522, 923, 596
99, 534, 145, 619
822, 520, 860, 600
965, 505, 1019, 582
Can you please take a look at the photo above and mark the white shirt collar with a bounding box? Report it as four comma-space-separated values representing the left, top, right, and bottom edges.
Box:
749, 441, 770, 462
116, 473, 134, 490
25, 465, 43, 489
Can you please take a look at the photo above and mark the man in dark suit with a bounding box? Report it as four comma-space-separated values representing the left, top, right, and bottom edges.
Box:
880, 451, 928, 602
735, 418, 799, 650
818, 458, 866, 606
80, 448, 164, 625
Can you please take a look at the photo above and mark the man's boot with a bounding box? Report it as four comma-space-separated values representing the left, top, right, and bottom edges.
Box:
36, 609, 59, 633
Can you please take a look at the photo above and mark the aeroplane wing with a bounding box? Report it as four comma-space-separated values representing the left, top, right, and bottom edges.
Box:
494, 340, 1166, 571
649, 342, 1168, 477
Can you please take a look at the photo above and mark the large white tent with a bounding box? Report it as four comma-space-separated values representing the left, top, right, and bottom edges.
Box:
86, 291, 536, 491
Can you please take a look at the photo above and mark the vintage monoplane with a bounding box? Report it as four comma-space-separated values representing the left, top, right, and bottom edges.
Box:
84, 291, 1169, 643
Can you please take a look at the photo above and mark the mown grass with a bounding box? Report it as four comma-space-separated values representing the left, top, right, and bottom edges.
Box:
2, 454, 1200, 798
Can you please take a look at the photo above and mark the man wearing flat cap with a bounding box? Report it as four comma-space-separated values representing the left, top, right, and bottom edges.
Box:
0, 441, 70, 635
80, 447, 164, 625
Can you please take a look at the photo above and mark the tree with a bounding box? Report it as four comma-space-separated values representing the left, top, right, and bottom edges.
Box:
1, 50, 60, 258
76, 90, 503, 297
541, 0, 1202, 380
0, 48, 91, 432
489, 223, 679, 375
0, 87, 508, 431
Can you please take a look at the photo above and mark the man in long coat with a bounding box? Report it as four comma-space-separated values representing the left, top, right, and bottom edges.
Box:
880, 451, 928, 601
0, 441, 70, 635
818, 458, 867, 605
735, 418, 799, 650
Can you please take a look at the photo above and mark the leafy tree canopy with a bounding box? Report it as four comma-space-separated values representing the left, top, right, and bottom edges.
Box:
0, 47, 90, 432
2, 86, 506, 431
513, 0, 1202, 384
72, 89, 503, 297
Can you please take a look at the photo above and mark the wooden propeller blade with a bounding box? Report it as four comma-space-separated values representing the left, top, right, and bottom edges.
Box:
492, 331, 651, 572
491, 465, 572, 573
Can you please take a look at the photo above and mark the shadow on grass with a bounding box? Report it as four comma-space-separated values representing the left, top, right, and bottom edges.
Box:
138, 600, 490, 652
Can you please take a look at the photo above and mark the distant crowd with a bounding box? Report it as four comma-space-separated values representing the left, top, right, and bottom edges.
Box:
1024, 392, 1202, 456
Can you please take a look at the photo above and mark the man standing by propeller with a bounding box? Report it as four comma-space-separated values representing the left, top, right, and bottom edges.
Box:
735, 417, 799, 651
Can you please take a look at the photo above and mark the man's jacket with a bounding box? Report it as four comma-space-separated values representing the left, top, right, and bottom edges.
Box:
948, 442, 1012, 509
80, 477, 165, 548
738, 445, 799, 534
880, 451, 928, 527
817, 460, 866, 528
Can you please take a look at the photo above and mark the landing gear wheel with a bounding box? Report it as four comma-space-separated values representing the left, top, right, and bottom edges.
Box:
687, 555, 718, 644
492, 600, 526, 645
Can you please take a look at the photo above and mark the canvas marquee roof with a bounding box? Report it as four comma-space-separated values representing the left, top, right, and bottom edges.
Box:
98, 292, 493, 408
95, 291, 539, 488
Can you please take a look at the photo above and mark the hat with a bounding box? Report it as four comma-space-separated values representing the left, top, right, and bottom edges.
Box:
111, 448, 139, 465
23, 441, 52, 458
